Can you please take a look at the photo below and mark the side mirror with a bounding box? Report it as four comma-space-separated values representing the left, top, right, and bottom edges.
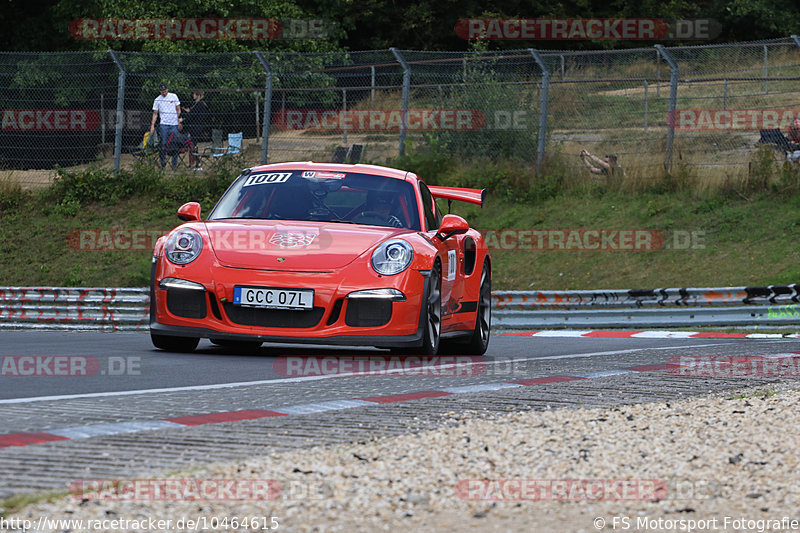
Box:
436, 214, 469, 241
177, 202, 201, 222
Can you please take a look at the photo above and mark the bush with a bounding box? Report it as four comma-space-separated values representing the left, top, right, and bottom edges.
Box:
49, 165, 161, 205
0, 177, 27, 210
745, 145, 778, 194
47, 162, 238, 210
423, 45, 536, 161
392, 138, 455, 183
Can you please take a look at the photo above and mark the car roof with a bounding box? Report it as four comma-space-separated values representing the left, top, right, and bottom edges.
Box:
247, 161, 414, 181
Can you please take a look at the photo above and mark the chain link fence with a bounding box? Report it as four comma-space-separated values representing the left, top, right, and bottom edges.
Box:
2, 38, 800, 188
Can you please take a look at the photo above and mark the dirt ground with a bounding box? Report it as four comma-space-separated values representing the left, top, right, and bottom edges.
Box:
2, 130, 403, 190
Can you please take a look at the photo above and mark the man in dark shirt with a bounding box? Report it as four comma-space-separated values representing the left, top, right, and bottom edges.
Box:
181, 90, 208, 142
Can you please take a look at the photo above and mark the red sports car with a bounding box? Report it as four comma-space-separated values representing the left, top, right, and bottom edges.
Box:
149, 162, 491, 355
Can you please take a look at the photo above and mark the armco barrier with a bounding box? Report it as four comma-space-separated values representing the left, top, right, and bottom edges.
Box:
1, 285, 799, 331
493, 286, 800, 308
493, 286, 800, 329
0, 287, 149, 331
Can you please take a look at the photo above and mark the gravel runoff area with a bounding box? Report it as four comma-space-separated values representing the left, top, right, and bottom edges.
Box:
4, 383, 800, 533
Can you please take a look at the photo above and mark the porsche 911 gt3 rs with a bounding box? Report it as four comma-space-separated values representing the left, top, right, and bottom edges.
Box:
150, 162, 491, 355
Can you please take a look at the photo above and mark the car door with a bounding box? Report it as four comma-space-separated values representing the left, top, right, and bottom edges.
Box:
418, 181, 466, 332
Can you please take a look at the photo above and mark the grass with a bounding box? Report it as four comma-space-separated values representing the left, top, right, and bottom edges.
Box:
3, 158, 800, 290
0, 490, 68, 517
449, 191, 800, 290
725, 387, 780, 400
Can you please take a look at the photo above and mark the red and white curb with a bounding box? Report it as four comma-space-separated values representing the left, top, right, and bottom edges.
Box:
503, 330, 800, 339
5, 352, 794, 450
2, 341, 799, 450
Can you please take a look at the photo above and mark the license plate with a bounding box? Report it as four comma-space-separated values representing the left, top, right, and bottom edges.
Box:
233, 286, 314, 310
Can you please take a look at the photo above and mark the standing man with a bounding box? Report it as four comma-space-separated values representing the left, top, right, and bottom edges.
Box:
181, 90, 208, 142
150, 82, 181, 169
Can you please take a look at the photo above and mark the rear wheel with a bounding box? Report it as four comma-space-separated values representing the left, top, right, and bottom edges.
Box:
151, 333, 199, 353
461, 260, 491, 355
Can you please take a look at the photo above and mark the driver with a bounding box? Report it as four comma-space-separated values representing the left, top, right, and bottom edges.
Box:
367, 192, 403, 228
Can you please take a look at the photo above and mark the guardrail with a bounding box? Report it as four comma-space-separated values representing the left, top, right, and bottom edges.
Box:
0, 287, 149, 331
1, 285, 799, 331
493, 286, 800, 329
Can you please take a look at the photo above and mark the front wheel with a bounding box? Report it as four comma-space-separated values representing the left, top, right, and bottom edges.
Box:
151, 333, 199, 353
419, 261, 442, 356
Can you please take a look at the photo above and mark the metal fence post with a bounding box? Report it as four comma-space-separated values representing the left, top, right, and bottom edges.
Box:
655, 49, 660, 98
255, 94, 260, 143
390, 48, 410, 158
254, 51, 273, 165
644, 80, 649, 132
100, 93, 105, 144
107, 50, 125, 174
528, 49, 550, 170
370, 65, 376, 103
342, 89, 348, 145
724, 79, 728, 110
763, 45, 769, 94
655, 45, 678, 172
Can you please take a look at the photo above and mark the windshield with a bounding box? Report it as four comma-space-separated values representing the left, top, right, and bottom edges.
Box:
208, 170, 421, 230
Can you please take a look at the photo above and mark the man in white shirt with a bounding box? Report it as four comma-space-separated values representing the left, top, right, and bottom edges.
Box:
150, 83, 181, 169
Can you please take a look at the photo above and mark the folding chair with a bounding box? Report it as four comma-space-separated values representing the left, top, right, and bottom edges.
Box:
757, 129, 791, 150
210, 129, 224, 151
330, 146, 347, 163
175, 137, 197, 168
164, 131, 196, 169
204, 132, 242, 159
347, 144, 364, 164
130, 130, 159, 161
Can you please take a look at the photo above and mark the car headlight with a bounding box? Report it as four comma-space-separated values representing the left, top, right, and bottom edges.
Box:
165, 228, 203, 265
371, 239, 413, 275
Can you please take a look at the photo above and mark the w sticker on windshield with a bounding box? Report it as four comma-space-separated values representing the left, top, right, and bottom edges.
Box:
302, 171, 346, 179
242, 172, 292, 187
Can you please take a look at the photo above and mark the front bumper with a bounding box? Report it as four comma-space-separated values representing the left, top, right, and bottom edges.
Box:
150, 260, 431, 347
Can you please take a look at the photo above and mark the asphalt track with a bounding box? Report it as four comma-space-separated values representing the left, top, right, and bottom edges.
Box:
1, 330, 799, 498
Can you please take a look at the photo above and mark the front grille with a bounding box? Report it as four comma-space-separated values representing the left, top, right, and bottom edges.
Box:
345, 299, 392, 327
166, 288, 207, 319
223, 303, 324, 328
327, 299, 344, 325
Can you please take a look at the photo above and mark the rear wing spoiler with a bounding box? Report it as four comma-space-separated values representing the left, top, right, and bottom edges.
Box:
428, 186, 486, 207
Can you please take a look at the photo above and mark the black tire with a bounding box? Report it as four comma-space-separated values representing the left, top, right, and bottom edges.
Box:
461, 260, 491, 355
151, 333, 199, 353
210, 338, 262, 351
419, 261, 442, 356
